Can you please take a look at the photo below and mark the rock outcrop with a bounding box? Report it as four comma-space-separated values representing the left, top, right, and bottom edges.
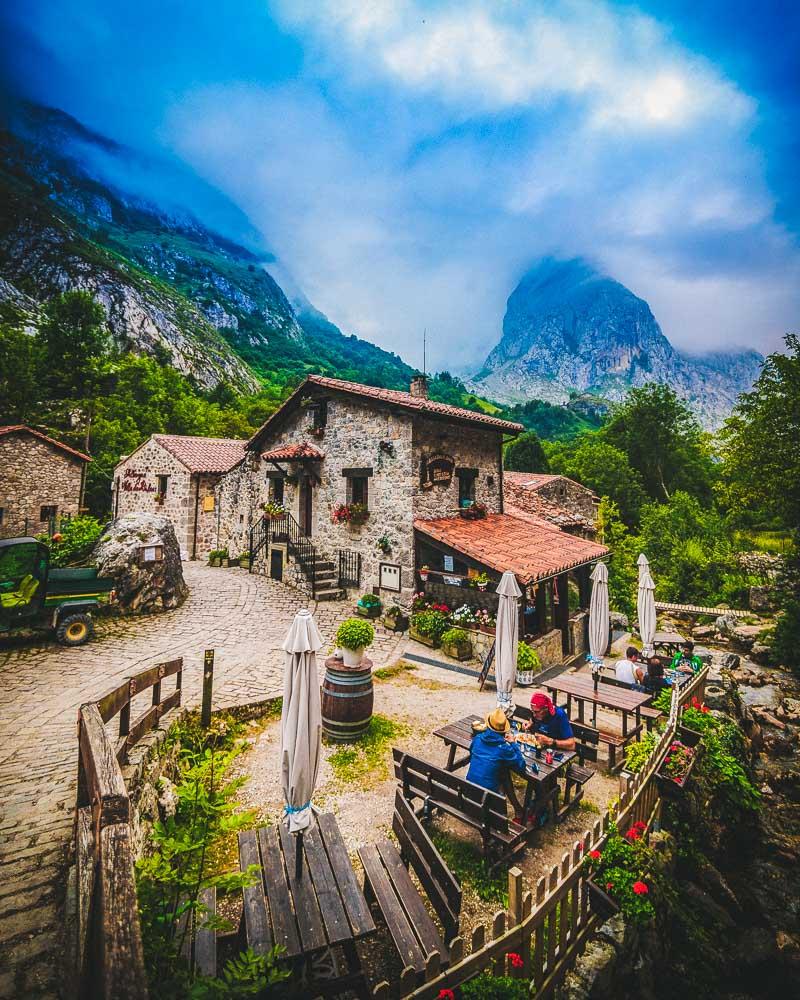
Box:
92, 513, 187, 614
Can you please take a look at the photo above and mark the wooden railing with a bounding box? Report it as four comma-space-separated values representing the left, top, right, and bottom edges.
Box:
373, 666, 709, 999
74, 658, 183, 998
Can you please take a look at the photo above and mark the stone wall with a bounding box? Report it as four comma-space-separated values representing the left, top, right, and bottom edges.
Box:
530, 628, 564, 670
114, 441, 224, 560
215, 453, 262, 560
0, 431, 84, 537
537, 477, 597, 527
570, 610, 589, 657
424, 580, 501, 614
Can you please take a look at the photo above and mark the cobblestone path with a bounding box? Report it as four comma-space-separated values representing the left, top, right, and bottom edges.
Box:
0, 564, 405, 998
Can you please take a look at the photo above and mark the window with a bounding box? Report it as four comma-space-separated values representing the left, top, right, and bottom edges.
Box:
349, 476, 368, 507
157, 475, 170, 497
271, 477, 285, 505
457, 469, 477, 506
313, 400, 328, 430
40, 505, 57, 522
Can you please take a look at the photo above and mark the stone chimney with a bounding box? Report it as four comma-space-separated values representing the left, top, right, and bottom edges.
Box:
410, 374, 428, 399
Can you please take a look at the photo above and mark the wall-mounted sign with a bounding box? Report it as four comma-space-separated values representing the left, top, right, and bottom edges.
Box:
122, 468, 156, 493
421, 452, 455, 489
202, 495, 215, 512
139, 545, 164, 565
379, 562, 402, 592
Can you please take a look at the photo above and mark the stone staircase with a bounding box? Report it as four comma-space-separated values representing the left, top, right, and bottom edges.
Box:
311, 558, 344, 601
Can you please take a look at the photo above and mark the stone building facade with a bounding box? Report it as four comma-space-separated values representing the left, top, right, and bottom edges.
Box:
113, 435, 245, 560
215, 375, 522, 602
0, 425, 89, 537
503, 472, 599, 538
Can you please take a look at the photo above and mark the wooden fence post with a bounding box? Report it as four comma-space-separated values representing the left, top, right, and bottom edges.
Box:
508, 867, 524, 979
201, 649, 214, 729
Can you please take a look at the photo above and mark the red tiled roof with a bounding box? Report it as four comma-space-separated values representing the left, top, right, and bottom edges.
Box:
248, 376, 523, 447
0, 424, 91, 462
414, 512, 608, 585
152, 435, 246, 473
503, 471, 594, 495
261, 442, 325, 461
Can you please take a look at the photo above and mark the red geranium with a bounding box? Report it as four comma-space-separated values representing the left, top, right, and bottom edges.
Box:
625, 827, 641, 841
589, 849, 602, 860
507, 952, 524, 969
438, 991, 455, 1000
606, 882, 614, 890
633, 821, 647, 832
632, 881, 649, 895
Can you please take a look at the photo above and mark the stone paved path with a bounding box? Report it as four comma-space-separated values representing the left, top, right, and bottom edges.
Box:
0, 564, 405, 999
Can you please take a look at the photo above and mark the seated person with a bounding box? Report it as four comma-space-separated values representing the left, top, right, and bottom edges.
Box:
615, 646, 644, 687
466, 708, 528, 818
670, 641, 703, 675
522, 693, 576, 751
643, 655, 669, 694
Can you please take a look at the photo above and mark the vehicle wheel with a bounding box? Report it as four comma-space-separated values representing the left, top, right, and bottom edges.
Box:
56, 613, 94, 647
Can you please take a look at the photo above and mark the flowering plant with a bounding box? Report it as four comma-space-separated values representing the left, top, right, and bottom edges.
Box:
506, 952, 524, 969
262, 501, 286, 517
411, 592, 430, 612
450, 604, 478, 626
581, 824, 656, 925
431, 602, 450, 614
331, 503, 351, 524
661, 740, 695, 785
474, 608, 496, 627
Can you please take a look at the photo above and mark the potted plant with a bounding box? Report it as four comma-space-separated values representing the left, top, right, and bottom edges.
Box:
581, 823, 657, 926
239, 552, 251, 571
335, 617, 375, 667
208, 549, 222, 568
382, 604, 409, 632
656, 738, 698, 797
474, 608, 496, 633
441, 627, 473, 661
356, 593, 383, 619
262, 501, 286, 520
459, 500, 488, 520
515, 641, 541, 686
349, 502, 370, 526
409, 610, 448, 648
219, 548, 229, 568
155, 493, 166, 506
418, 565, 430, 583
376, 533, 392, 555
475, 571, 490, 592
331, 503, 351, 524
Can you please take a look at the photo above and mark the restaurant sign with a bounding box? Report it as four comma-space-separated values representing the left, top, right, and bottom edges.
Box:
421, 452, 455, 489
122, 469, 155, 493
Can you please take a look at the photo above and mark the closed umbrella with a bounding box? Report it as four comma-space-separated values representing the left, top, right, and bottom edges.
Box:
280, 608, 324, 876
637, 553, 657, 659
588, 562, 609, 711
495, 570, 522, 713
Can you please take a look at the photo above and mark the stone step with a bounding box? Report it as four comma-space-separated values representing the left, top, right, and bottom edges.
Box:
314, 571, 337, 584
315, 587, 344, 601
315, 561, 335, 572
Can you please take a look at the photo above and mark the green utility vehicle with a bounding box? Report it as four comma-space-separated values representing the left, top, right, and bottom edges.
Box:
0, 537, 115, 646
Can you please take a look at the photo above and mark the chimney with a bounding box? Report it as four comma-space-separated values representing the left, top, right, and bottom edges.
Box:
410, 374, 428, 399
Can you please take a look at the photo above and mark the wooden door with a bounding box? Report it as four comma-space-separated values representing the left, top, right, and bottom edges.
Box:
270, 548, 283, 581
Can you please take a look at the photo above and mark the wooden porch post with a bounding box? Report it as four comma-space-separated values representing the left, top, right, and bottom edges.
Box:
555, 573, 571, 655
535, 581, 548, 636
577, 564, 591, 609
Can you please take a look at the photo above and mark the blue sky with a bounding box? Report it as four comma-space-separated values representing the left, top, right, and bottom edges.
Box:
2, 1, 798, 369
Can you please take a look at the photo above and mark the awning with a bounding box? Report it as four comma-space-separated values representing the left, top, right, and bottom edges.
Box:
414, 513, 608, 585
261, 442, 325, 461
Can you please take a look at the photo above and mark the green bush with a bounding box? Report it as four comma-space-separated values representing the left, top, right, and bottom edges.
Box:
461, 973, 530, 1000
411, 610, 449, 641
624, 730, 657, 773
37, 515, 104, 567
335, 617, 375, 650
441, 627, 469, 646
681, 704, 760, 815
358, 592, 381, 607
517, 640, 541, 672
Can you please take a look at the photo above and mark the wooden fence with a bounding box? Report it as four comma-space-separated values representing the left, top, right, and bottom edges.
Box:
372, 667, 709, 999
74, 658, 183, 998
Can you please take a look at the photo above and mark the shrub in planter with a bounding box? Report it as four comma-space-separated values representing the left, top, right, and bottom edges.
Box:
410, 610, 448, 647
581, 824, 657, 925
382, 605, 409, 632
441, 627, 473, 661
207, 548, 228, 567
356, 593, 383, 618
335, 618, 375, 666
460, 971, 529, 1000
349, 503, 370, 526
515, 641, 542, 686
623, 730, 658, 774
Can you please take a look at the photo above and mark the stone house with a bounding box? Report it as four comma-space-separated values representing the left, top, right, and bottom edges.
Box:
0, 424, 90, 537
113, 435, 246, 560
503, 472, 599, 538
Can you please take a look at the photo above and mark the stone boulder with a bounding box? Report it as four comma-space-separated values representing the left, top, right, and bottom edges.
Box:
609, 611, 629, 630
731, 624, 764, 650
715, 612, 739, 636
92, 513, 188, 614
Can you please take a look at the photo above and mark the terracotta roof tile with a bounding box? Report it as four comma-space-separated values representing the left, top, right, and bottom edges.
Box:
261, 442, 325, 461
414, 512, 608, 585
0, 424, 91, 462
504, 471, 593, 495
152, 435, 246, 473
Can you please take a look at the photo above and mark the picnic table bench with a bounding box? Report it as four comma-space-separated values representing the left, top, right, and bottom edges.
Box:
358, 791, 462, 984
238, 812, 375, 995
393, 748, 527, 870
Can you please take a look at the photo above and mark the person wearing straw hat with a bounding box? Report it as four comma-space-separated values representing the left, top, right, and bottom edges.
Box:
466, 707, 527, 818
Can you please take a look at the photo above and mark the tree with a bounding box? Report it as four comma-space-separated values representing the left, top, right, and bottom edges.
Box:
504, 431, 550, 473
0, 323, 41, 422
554, 437, 646, 526
39, 291, 110, 400
597, 498, 638, 617
603, 383, 715, 503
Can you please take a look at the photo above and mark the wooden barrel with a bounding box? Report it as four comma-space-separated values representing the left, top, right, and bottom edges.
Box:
321, 655, 374, 742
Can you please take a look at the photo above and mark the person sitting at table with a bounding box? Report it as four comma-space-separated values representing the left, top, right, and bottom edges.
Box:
466, 708, 528, 818
615, 646, 644, 687
670, 640, 703, 675
522, 693, 576, 751
643, 655, 670, 694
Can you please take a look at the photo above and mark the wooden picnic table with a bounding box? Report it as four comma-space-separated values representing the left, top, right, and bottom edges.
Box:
238, 812, 375, 993
432, 714, 576, 824
653, 629, 686, 656
543, 673, 651, 739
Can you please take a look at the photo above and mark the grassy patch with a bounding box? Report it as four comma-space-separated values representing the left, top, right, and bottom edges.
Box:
373, 661, 418, 681
576, 799, 601, 815
326, 714, 408, 786
430, 829, 508, 906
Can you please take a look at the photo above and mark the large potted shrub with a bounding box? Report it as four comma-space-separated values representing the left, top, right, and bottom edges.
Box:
356, 593, 382, 619
409, 610, 448, 648
441, 627, 473, 661
335, 618, 375, 667
207, 549, 222, 568
515, 641, 541, 686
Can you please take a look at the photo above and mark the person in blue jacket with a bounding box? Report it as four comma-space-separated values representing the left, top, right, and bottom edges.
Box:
466, 708, 527, 818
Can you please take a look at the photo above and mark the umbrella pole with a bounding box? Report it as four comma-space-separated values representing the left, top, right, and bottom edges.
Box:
296, 831, 303, 879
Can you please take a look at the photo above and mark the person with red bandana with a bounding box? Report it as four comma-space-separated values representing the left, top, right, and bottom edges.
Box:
522, 693, 576, 751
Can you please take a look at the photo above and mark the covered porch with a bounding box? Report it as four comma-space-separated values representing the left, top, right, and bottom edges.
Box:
413, 512, 609, 667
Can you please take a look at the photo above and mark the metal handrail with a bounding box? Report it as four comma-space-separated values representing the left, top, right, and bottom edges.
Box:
251, 512, 317, 597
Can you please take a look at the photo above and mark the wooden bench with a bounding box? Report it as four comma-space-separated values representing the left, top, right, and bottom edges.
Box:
393, 748, 526, 868
178, 887, 217, 978
358, 791, 462, 982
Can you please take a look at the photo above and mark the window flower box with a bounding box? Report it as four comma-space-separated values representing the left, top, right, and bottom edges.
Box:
656, 737, 700, 798
409, 626, 439, 648
586, 877, 620, 922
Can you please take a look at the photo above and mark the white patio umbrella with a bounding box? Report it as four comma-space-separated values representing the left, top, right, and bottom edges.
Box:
280, 608, 324, 876
637, 553, 657, 659
495, 570, 522, 713
588, 562, 609, 698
